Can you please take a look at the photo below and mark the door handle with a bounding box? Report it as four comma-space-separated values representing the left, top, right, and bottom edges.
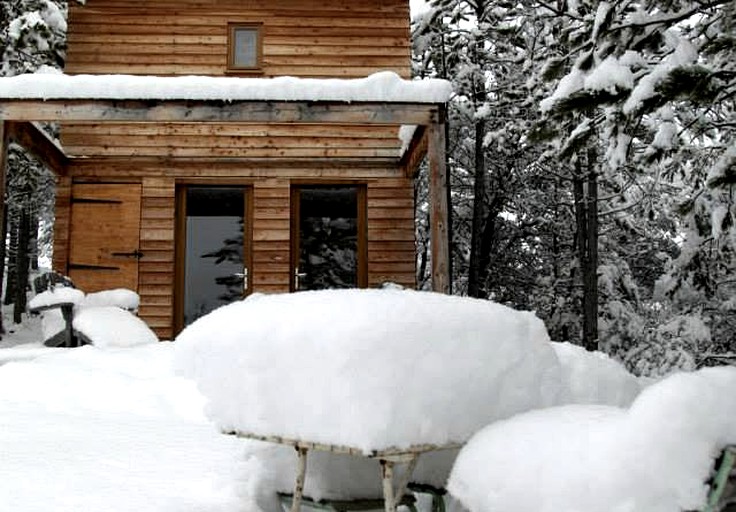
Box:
232, 267, 248, 293
294, 267, 306, 290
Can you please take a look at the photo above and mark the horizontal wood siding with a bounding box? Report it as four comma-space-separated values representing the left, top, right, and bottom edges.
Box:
65, 0, 410, 78
367, 177, 416, 288
60, 123, 403, 160
138, 177, 176, 339
61, 0, 410, 161
66, 162, 416, 337
253, 179, 291, 292
52, 176, 72, 274
58, 0, 416, 337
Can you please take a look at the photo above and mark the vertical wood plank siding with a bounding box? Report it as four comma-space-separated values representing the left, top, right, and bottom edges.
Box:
60, 0, 417, 337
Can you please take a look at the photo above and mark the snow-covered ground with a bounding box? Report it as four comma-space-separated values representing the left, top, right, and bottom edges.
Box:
0, 328, 249, 511
0, 289, 733, 512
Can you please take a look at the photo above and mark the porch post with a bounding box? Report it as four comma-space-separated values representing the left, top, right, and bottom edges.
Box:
428, 107, 450, 294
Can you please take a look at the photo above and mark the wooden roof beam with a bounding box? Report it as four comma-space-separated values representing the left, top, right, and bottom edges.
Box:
7, 121, 68, 176
0, 99, 442, 125
399, 125, 428, 178
69, 156, 401, 169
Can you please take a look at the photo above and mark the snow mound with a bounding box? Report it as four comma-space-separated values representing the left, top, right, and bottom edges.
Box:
448, 366, 736, 512
28, 287, 84, 310
74, 307, 158, 348
0, 343, 204, 421
175, 289, 562, 452
552, 341, 642, 407
80, 288, 140, 311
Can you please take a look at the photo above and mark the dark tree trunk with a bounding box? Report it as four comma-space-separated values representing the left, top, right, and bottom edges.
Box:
0, 122, 7, 336
4, 209, 17, 306
467, 5, 488, 299
0, 204, 6, 335
585, 151, 599, 350
13, 204, 30, 324
417, 241, 429, 289
468, 115, 487, 298
573, 151, 599, 351
29, 203, 39, 271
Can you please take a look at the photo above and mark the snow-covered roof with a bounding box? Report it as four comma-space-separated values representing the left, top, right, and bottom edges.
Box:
0, 70, 452, 104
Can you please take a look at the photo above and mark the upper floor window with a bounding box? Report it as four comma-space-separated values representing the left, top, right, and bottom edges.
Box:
228, 23, 263, 72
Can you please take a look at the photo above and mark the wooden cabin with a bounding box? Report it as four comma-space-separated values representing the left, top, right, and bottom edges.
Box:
0, 0, 449, 339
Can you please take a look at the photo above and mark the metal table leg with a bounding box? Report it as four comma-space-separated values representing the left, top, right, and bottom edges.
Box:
380, 454, 420, 512
61, 304, 75, 347
381, 460, 396, 512
291, 446, 308, 512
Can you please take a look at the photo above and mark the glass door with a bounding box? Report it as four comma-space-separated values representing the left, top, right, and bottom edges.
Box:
291, 185, 366, 291
177, 186, 251, 329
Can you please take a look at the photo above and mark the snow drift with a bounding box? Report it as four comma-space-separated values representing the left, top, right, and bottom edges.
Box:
448, 365, 736, 512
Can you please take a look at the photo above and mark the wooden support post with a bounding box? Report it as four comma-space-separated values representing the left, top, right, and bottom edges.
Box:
428, 113, 450, 294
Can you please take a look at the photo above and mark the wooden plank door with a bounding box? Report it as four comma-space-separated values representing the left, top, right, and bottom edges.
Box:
68, 183, 142, 292
291, 185, 367, 291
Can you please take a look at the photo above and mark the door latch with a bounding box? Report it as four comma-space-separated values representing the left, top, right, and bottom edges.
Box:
111, 249, 144, 259
294, 267, 307, 290
233, 267, 249, 293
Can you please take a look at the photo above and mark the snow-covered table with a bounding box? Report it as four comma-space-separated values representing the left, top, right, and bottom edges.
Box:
227, 431, 460, 512
175, 290, 564, 510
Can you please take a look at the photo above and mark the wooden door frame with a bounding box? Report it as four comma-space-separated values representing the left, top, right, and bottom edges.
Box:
289, 183, 367, 292
174, 183, 254, 335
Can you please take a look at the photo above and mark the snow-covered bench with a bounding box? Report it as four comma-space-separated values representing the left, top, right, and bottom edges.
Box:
28, 285, 84, 347
28, 273, 156, 348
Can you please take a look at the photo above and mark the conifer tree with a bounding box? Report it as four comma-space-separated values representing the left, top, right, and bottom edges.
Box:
0, 0, 66, 329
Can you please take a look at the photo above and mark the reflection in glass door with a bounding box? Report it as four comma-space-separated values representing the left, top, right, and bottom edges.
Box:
292, 185, 366, 291
180, 186, 250, 327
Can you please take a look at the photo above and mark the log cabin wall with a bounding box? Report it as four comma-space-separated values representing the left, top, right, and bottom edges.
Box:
57, 0, 416, 339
